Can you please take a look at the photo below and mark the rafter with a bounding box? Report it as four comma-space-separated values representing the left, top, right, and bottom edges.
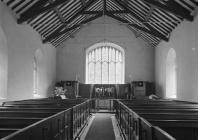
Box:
103, 0, 107, 15
139, 0, 194, 21
123, 0, 129, 5
18, 0, 71, 24
81, 0, 86, 7
145, 6, 154, 22
106, 13, 168, 41
43, 13, 103, 43
42, 0, 98, 43
82, 10, 130, 14
66, 0, 98, 24
49, 0, 66, 24
113, 0, 169, 41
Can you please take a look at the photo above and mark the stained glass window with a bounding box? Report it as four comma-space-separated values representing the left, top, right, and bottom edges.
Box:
86, 42, 124, 84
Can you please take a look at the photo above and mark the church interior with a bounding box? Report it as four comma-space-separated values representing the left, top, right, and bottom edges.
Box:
0, 0, 198, 140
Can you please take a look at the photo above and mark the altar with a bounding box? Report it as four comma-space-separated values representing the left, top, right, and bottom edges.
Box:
94, 99, 114, 111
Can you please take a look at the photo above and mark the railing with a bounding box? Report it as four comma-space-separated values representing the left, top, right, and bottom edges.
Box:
1, 99, 92, 140
1, 99, 176, 140
72, 100, 91, 139
114, 100, 176, 140
92, 98, 115, 113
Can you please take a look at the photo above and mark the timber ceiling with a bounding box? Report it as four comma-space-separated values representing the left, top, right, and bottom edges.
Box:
1, 0, 198, 47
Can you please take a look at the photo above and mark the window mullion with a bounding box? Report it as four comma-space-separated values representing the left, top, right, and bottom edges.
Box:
94, 49, 96, 84
101, 47, 102, 84
108, 47, 109, 84
87, 43, 124, 84
115, 49, 116, 84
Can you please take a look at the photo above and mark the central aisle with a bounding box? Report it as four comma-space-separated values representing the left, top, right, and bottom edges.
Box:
85, 113, 116, 140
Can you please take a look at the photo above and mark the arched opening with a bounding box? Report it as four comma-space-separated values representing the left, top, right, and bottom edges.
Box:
86, 42, 125, 84
33, 56, 38, 95
0, 26, 8, 100
33, 48, 43, 98
166, 48, 177, 99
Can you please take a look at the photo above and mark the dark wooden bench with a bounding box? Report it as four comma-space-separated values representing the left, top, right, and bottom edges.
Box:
131, 108, 198, 113
121, 99, 197, 104
139, 118, 176, 140
0, 107, 65, 112
120, 100, 198, 140
138, 113, 198, 140
0, 99, 91, 140
0, 117, 42, 139
116, 99, 198, 140
2, 98, 86, 105
0, 128, 19, 138
0, 117, 42, 128
115, 105, 177, 140
0, 111, 57, 118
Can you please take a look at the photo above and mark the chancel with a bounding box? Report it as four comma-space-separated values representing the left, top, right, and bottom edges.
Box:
0, 0, 198, 140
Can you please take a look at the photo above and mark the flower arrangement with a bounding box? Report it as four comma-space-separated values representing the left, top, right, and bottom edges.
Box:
53, 87, 67, 98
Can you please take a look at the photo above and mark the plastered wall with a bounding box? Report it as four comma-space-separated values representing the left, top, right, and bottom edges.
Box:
0, 3, 56, 101
155, 16, 198, 102
57, 16, 155, 84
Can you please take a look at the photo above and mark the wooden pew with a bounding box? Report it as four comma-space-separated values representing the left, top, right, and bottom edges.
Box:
0, 107, 64, 112
138, 113, 198, 140
2, 98, 86, 105
139, 118, 176, 140
131, 108, 198, 113
120, 100, 198, 140
153, 126, 176, 140
0, 111, 57, 118
0, 117, 42, 128
121, 99, 197, 104
114, 100, 177, 140
0, 128, 19, 138
0, 117, 42, 139
0, 99, 91, 140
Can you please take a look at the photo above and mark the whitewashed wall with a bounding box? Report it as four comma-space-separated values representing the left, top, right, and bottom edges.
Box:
155, 16, 198, 102
0, 3, 56, 101
57, 16, 155, 84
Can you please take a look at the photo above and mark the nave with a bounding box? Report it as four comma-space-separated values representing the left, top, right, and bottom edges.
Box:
1, 97, 198, 140
1, 0, 198, 139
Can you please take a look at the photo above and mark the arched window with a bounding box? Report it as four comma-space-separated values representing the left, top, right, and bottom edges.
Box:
33, 56, 38, 95
0, 26, 7, 100
86, 42, 125, 84
166, 48, 177, 99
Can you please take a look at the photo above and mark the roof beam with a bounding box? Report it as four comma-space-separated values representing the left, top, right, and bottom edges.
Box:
123, 0, 129, 5
113, 0, 169, 41
49, 0, 66, 24
139, 0, 194, 21
103, 0, 107, 15
106, 13, 168, 41
107, 14, 168, 41
43, 0, 98, 43
145, 6, 154, 22
18, 0, 71, 24
66, 0, 98, 24
43, 13, 103, 43
81, 0, 86, 7
82, 10, 130, 14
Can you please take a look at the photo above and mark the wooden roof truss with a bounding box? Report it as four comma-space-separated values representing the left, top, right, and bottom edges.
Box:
1, 0, 198, 47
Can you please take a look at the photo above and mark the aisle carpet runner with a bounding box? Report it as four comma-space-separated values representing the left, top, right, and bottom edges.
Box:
85, 114, 116, 140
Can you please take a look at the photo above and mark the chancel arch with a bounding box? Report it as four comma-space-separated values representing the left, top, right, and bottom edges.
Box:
86, 42, 125, 84
166, 48, 177, 99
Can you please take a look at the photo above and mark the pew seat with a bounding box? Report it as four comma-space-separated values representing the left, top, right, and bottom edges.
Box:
0, 128, 19, 138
